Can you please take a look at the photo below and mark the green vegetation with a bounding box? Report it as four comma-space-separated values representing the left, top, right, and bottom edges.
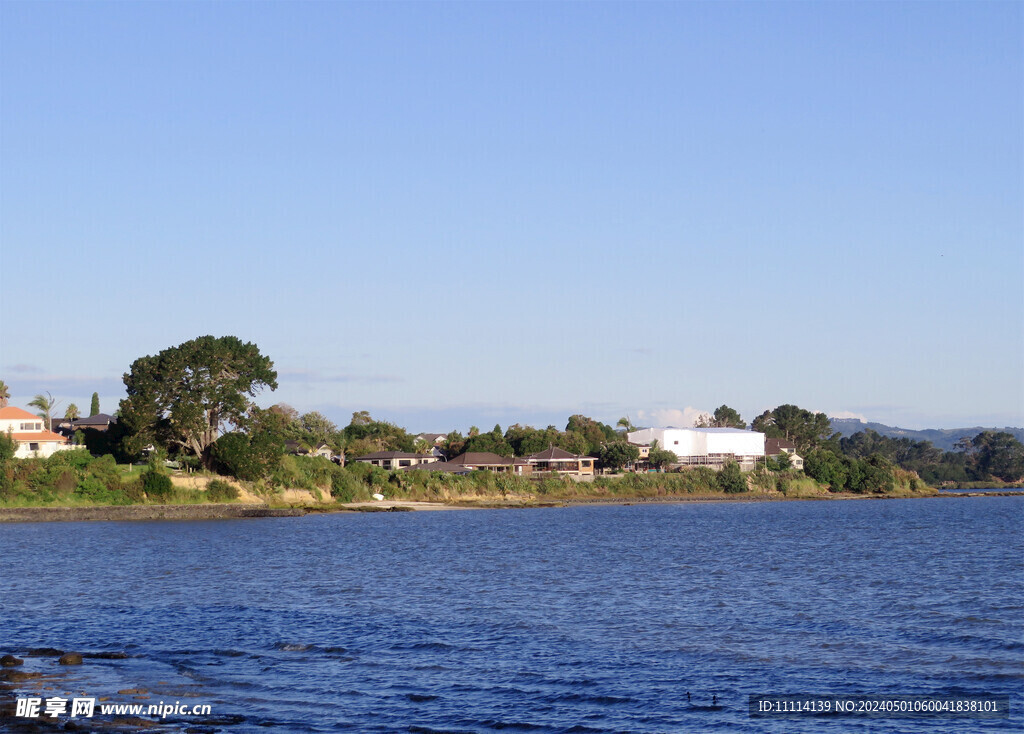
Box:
90, 392, 101, 417
832, 428, 1024, 487
752, 404, 836, 453
695, 405, 747, 429
119, 335, 278, 469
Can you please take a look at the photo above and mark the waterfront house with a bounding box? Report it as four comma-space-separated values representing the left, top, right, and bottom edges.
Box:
0, 406, 78, 459
765, 438, 804, 470
352, 451, 440, 470
526, 446, 596, 476
445, 452, 521, 473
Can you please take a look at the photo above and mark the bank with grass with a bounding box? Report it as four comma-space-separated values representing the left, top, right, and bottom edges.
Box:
0, 445, 939, 521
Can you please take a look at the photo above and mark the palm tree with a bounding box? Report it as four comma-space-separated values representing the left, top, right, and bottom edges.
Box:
65, 404, 81, 421
0, 380, 9, 408
28, 392, 59, 432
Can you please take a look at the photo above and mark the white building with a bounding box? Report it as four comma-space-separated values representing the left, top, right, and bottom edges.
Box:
627, 427, 765, 469
0, 406, 78, 459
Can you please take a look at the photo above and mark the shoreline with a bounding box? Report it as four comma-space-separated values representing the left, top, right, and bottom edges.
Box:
0, 490, 1019, 523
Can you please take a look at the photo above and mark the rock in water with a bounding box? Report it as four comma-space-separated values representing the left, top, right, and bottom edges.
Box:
58, 653, 83, 665
0, 655, 23, 666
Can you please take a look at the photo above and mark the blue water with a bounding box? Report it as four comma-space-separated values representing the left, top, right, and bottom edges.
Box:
1, 498, 1021, 732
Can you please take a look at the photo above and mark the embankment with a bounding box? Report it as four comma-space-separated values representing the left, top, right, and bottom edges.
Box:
0, 503, 305, 523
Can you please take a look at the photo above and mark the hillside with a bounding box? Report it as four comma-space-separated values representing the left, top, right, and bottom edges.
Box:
829, 419, 1024, 452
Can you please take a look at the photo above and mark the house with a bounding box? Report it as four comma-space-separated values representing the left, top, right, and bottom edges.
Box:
414, 433, 446, 446
352, 451, 440, 470
414, 433, 448, 458
627, 427, 765, 470
765, 438, 804, 470
74, 413, 117, 432
0, 406, 78, 458
526, 446, 596, 476
444, 452, 519, 473
52, 412, 118, 439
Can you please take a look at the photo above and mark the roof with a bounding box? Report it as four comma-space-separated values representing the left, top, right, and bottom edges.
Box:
0, 406, 42, 421
354, 451, 429, 461
447, 452, 514, 466
765, 438, 797, 454
416, 433, 446, 444
10, 431, 68, 443
400, 461, 471, 474
74, 413, 116, 426
528, 446, 590, 462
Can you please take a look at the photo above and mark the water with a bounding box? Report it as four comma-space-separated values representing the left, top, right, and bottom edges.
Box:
1, 497, 1021, 732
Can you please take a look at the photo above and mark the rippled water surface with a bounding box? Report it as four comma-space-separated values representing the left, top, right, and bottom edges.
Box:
1, 498, 1021, 732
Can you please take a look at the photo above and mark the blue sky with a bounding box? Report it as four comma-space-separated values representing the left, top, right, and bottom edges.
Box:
2, 1, 1021, 432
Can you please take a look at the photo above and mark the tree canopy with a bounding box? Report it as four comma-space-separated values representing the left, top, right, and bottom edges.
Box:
119, 336, 277, 468
752, 404, 835, 452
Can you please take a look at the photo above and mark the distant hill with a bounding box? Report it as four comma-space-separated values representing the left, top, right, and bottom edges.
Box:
829, 419, 1024, 452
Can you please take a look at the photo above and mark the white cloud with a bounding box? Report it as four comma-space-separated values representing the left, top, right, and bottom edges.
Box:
829, 411, 867, 422
635, 407, 708, 428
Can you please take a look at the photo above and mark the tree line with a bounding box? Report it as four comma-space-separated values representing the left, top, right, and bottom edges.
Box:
4, 337, 1022, 489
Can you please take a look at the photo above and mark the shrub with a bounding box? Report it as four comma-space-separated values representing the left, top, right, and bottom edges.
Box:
717, 461, 747, 493
141, 470, 173, 500
330, 469, 366, 502
211, 431, 283, 481
206, 479, 239, 502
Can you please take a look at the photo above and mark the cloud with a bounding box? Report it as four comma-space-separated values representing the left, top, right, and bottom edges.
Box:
829, 411, 867, 422
278, 368, 402, 385
635, 407, 708, 428
6, 363, 45, 374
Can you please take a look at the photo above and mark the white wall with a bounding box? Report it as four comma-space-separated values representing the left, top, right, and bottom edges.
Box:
627, 428, 765, 458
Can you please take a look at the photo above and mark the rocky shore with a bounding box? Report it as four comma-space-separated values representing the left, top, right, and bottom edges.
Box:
0, 504, 305, 524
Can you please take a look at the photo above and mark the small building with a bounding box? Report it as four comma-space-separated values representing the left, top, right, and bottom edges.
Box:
765, 438, 804, 471
0, 406, 78, 459
526, 446, 596, 476
352, 451, 440, 470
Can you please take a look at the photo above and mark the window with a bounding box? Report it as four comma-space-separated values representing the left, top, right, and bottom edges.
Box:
29, 443, 39, 451
399, 460, 411, 467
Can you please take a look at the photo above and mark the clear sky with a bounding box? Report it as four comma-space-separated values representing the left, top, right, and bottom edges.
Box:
2, 1, 1021, 433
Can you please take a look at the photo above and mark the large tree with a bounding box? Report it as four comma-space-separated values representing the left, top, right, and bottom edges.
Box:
969, 431, 1024, 483
752, 404, 835, 453
119, 336, 277, 468
90, 392, 101, 416
0, 380, 10, 408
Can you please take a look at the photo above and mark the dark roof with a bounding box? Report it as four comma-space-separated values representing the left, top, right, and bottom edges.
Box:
400, 461, 471, 474
528, 446, 588, 462
447, 452, 514, 466
765, 438, 797, 455
354, 451, 430, 461
74, 413, 116, 426
416, 433, 446, 444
